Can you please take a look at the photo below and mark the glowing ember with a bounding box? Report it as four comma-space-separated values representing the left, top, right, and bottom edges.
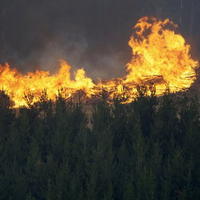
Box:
0, 17, 198, 107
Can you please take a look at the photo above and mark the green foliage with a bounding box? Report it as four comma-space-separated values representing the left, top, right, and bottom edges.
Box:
0, 90, 199, 200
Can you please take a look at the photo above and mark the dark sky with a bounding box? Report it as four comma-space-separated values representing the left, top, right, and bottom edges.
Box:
0, 0, 199, 79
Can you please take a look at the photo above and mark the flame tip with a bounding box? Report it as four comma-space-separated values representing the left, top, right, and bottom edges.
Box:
0, 16, 198, 107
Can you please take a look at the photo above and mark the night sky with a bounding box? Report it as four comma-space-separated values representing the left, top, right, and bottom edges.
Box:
0, 0, 199, 79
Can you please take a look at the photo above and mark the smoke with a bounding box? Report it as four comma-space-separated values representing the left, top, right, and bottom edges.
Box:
18, 32, 127, 80
29, 33, 89, 72
0, 0, 136, 79
0, 0, 199, 79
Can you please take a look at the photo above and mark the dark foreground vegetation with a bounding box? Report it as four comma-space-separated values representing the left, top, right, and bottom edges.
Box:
0, 88, 200, 200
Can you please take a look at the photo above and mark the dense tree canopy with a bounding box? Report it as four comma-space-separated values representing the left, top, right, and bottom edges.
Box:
0, 88, 199, 200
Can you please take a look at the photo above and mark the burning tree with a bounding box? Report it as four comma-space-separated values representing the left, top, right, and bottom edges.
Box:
0, 17, 198, 108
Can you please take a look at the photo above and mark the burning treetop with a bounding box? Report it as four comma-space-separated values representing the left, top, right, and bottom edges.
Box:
126, 17, 197, 92
0, 17, 198, 107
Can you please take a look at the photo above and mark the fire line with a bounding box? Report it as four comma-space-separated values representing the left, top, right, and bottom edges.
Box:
0, 17, 198, 107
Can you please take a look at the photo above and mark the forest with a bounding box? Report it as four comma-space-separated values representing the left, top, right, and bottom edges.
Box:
0, 0, 200, 200
0, 87, 199, 200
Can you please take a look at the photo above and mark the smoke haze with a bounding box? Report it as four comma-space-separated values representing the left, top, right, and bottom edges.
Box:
0, 0, 199, 79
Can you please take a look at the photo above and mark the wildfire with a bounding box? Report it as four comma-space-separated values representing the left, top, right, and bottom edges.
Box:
0, 17, 198, 107
125, 17, 198, 94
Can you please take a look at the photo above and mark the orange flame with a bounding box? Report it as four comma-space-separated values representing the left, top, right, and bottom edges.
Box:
125, 17, 198, 93
0, 17, 198, 107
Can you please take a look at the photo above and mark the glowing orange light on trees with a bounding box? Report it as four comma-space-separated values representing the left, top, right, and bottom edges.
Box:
0, 17, 198, 107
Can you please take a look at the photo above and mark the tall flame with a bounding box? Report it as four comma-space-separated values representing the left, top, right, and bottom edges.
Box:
0, 17, 198, 107
125, 17, 198, 93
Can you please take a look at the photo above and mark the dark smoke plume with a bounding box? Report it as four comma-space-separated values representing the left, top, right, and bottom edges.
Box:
0, 0, 199, 79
